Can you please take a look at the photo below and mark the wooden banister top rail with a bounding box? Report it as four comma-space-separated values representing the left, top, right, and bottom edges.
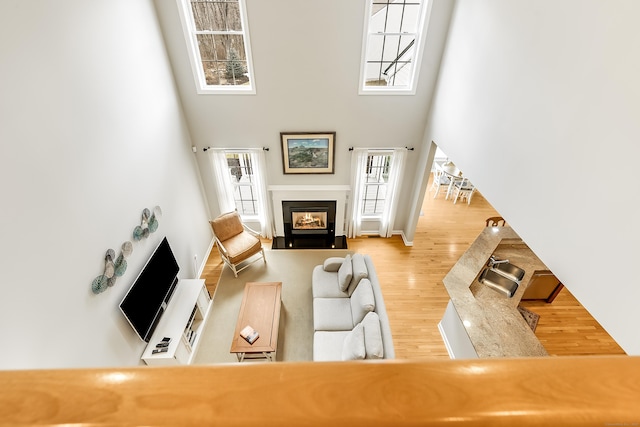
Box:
2, 356, 639, 426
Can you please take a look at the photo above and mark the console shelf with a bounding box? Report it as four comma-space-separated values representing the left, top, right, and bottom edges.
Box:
141, 279, 211, 365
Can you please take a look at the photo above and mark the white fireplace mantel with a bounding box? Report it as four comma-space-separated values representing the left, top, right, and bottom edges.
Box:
269, 185, 350, 237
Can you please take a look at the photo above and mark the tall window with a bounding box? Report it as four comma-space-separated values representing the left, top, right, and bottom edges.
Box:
362, 154, 392, 217
226, 152, 258, 216
359, 0, 430, 94
347, 148, 406, 238
179, 0, 255, 94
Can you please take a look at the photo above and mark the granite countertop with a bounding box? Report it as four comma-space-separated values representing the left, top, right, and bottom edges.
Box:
442, 226, 549, 358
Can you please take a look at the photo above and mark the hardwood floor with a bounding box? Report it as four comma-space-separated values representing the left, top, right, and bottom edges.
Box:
202, 178, 625, 359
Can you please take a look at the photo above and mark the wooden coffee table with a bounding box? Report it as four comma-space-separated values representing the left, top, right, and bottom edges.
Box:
230, 282, 282, 362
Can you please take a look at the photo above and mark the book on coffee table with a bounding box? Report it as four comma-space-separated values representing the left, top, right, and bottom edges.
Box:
240, 325, 259, 344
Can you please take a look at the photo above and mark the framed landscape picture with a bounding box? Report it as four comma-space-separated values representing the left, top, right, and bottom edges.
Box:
280, 132, 335, 174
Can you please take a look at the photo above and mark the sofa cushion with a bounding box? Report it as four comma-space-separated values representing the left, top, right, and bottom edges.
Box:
323, 257, 345, 272
312, 265, 349, 299
337, 255, 353, 292
362, 312, 384, 359
313, 331, 350, 362
342, 323, 366, 361
347, 253, 368, 296
313, 298, 354, 331
350, 279, 375, 325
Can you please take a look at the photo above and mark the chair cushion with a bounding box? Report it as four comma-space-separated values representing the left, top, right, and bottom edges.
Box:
222, 232, 262, 264
313, 298, 354, 331
350, 279, 375, 325
210, 211, 244, 241
347, 253, 368, 296
342, 323, 366, 361
338, 255, 353, 292
362, 312, 384, 359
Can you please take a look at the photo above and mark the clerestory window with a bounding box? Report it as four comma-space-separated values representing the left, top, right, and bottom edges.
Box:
359, 0, 430, 95
178, 0, 256, 94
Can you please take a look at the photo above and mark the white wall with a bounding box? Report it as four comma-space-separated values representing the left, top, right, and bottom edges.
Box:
153, 0, 455, 231
0, 0, 212, 369
425, 0, 640, 354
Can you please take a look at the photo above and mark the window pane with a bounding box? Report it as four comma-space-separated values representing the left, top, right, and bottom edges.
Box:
384, 3, 421, 33
191, 0, 241, 31
399, 4, 421, 32
197, 35, 248, 86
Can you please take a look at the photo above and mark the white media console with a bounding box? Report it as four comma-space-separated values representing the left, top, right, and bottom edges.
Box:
141, 279, 211, 365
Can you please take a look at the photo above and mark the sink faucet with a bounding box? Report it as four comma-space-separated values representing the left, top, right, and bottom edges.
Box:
488, 255, 509, 267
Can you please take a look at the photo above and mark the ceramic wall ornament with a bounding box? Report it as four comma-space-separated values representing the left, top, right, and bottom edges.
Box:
148, 206, 162, 233
133, 206, 161, 241
92, 206, 160, 295
112, 241, 133, 284
91, 249, 115, 294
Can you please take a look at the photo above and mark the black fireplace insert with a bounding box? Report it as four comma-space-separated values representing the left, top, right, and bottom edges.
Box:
273, 200, 347, 249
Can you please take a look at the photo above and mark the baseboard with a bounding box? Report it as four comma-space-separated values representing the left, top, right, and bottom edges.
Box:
400, 231, 413, 246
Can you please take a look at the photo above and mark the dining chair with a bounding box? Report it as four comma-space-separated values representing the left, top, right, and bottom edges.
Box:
486, 216, 506, 227
430, 169, 452, 199
451, 178, 476, 205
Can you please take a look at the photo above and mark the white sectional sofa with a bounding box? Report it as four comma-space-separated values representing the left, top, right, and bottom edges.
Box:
312, 253, 395, 361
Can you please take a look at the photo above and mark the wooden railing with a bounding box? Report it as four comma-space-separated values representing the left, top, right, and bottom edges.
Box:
2, 356, 639, 426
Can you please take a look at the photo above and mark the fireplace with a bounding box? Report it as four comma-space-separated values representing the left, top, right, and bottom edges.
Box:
292, 211, 327, 231
273, 200, 346, 249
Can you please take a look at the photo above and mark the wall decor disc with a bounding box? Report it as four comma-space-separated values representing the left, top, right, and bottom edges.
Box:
114, 254, 127, 277
133, 226, 144, 241
91, 275, 108, 294
148, 215, 159, 233
107, 275, 117, 287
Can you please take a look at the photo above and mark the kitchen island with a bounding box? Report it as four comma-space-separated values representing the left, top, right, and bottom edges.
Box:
438, 226, 549, 358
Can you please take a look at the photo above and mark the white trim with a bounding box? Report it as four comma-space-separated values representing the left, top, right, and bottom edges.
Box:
269, 185, 350, 237
437, 321, 455, 359
177, 0, 256, 95
358, 0, 433, 95
400, 231, 413, 246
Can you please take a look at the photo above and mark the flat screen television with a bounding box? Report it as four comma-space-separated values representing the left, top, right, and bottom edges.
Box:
119, 237, 180, 342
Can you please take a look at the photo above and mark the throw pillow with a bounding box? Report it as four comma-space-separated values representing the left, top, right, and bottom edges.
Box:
350, 278, 375, 325
347, 253, 369, 296
338, 254, 353, 292
362, 312, 384, 359
323, 257, 345, 272
342, 323, 366, 361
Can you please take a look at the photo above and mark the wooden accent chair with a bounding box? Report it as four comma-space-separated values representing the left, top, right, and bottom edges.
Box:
210, 211, 266, 277
486, 216, 506, 227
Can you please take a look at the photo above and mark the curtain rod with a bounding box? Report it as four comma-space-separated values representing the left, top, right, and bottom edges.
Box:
202, 147, 269, 152
348, 146, 414, 151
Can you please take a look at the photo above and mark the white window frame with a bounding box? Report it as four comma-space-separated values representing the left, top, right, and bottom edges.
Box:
358, 0, 432, 95
177, 0, 256, 95
225, 152, 260, 219
361, 153, 392, 219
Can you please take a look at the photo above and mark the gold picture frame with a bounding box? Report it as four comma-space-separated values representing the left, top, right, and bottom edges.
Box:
280, 132, 335, 174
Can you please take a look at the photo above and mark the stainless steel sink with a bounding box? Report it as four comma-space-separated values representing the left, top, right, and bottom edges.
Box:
479, 268, 519, 298
491, 262, 525, 282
